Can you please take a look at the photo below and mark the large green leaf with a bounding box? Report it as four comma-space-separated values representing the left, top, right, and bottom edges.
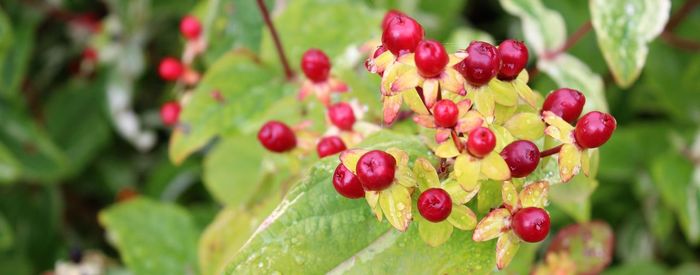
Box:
0, 9, 37, 99
99, 198, 200, 275
0, 142, 20, 183
590, 0, 671, 88
538, 53, 608, 113
224, 131, 495, 274
499, 0, 566, 55
549, 174, 598, 223
168, 52, 286, 163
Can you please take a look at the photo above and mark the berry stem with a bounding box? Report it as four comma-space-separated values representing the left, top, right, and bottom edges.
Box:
256, 0, 294, 80
539, 144, 564, 158
451, 130, 464, 153
660, 0, 700, 52
542, 20, 592, 60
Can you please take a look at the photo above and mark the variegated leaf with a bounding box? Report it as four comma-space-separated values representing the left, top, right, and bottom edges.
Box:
422, 78, 440, 108
502, 181, 519, 211
504, 112, 546, 141
418, 218, 453, 247
402, 88, 430, 115
473, 208, 511, 242
455, 111, 484, 134
443, 177, 478, 204
454, 154, 481, 191
366, 191, 382, 221
379, 184, 413, 231
558, 144, 582, 182
339, 149, 368, 173
519, 181, 549, 208
391, 67, 422, 93
496, 231, 521, 270
447, 204, 478, 230
481, 153, 511, 181
413, 114, 436, 128
381, 62, 411, 96
382, 95, 403, 124
414, 157, 440, 191
542, 111, 575, 144
440, 68, 467, 96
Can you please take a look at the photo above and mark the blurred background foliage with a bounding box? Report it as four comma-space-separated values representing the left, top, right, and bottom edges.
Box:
0, 0, 699, 274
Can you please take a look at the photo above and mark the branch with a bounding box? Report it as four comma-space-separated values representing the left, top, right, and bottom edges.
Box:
660, 0, 700, 52
541, 20, 592, 60
256, 0, 294, 80
539, 144, 563, 158
665, 0, 700, 32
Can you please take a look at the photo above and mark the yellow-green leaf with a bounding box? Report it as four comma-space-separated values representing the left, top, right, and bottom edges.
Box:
402, 88, 430, 115
504, 112, 545, 141
481, 153, 511, 181
443, 177, 478, 204
435, 140, 461, 158
489, 80, 518, 106
340, 149, 367, 173
473, 208, 510, 242
519, 181, 549, 209
418, 219, 454, 247
455, 154, 481, 191
558, 144, 582, 182
502, 181, 519, 211
414, 158, 439, 191
473, 89, 496, 122
379, 185, 413, 231
447, 204, 477, 230
496, 231, 521, 270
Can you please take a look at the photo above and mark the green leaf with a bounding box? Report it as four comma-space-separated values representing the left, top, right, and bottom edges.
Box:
549, 174, 597, 222
590, 0, 671, 88
538, 53, 608, 113
0, 11, 37, 99
499, 0, 566, 54
478, 180, 503, 214
169, 52, 286, 163
418, 219, 453, 247
504, 112, 545, 141
0, 142, 20, 183
0, 211, 12, 251
224, 131, 495, 274
602, 261, 667, 275
99, 198, 199, 275
444, 27, 495, 53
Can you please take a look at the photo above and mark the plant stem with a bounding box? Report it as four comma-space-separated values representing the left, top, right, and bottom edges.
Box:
256, 0, 294, 80
665, 0, 700, 32
539, 144, 564, 158
451, 130, 464, 153
541, 20, 592, 60
660, 0, 700, 52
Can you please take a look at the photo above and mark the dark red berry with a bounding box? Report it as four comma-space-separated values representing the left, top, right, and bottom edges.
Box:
497, 39, 528, 81
501, 140, 540, 178
467, 127, 496, 158
433, 100, 459, 128
454, 41, 500, 86
257, 121, 297, 153
542, 88, 586, 123
415, 40, 449, 78
381, 10, 405, 30
180, 15, 202, 40
82, 47, 98, 62
512, 207, 550, 243
317, 136, 347, 158
381, 15, 424, 56
333, 163, 365, 199
328, 102, 356, 131
574, 111, 616, 149
356, 150, 396, 191
301, 49, 331, 82
158, 57, 184, 81
160, 101, 181, 126
418, 188, 453, 222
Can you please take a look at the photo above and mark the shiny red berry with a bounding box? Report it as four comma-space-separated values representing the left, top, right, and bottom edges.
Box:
328, 102, 356, 131
497, 39, 528, 81
257, 121, 297, 153
180, 15, 202, 40
574, 111, 617, 149
381, 10, 405, 30
333, 163, 365, 199
316, 136, 347, 158
160, 101, 181, 126
433, 99, 459, 128
158, 57, 184, 81
454, 41, 500, 86
542, 88, 586, 123
415, 40, 449, 78
418, 188, 453, 222
501, 140, 540, 178
301, 49, 331, 82
467, 127, 496, 158
356, 150, 396, 191
381, 15, 424, 56
512, 207, 550, 243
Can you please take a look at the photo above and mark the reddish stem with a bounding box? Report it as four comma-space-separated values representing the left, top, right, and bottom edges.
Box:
541, 21, 592, 60
256, 0, 294, 80
665, 0, 700, 32
539, 144, 564, 158
451, 130, 464, 153
660, 0, 700, 52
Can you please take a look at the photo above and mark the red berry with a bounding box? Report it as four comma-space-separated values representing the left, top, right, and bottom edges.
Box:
433, 99, 459, 128
301, 49, 331, 82
454, 41, 500, 86
82, 47, 98, 62
501, 140, 540, 178
574, 111, 616, 149
381, 15, 424, 56
328, 102, 356, 131
180, 15, 202, 40
418, 188, 453, 222
333, 163, 365, 199
158, 57, 184, 81
512, 207, 550, 243
381, 10, 405, 30
467, 127, 496, 158
160, 101, 181, 126
542, 88, 586, 123
356, 150, 396, 191
497, 39, 528, 81
415, 40, 449, 78
257, 121, 297, 153
317, 136, 347, 158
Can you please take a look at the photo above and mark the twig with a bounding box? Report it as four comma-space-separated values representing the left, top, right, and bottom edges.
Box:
660, 0, 700, 52
451, 130, 464, 153
539, 144, 564, 158
541, 21, 592, 60
665, 0, 700, 32
256, 0, 294, 80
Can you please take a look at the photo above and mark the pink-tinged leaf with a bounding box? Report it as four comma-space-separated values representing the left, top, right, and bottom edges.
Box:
520, 181, 549, 209
455, 111, 484, 134
504, 112, 546, 141
298, 81, 314, 101
454, 154, 481, 191
422, 78, 439, 108
502, 181, 518, 212
456, 99, 472, 116
402, 88, 430, 115
481, 153, 511, 181
365, 191, 382, 221
369, 49, 394, 75
339, 149, 368, 173
386, 148, 415, 188
581, 149, 591, 176
443, 177, 478, 204
379, 184, 413, 232
514, 77, 540, 108
547, 221, 614, 275
413, 114, 436, 128
418, 218, 453, 247
396, 52, 415, 64
542, 111, 575, 144
328, 78, 349, 93
390, 68, 421, 93
473, 89, 496, 122
558, 144, 582, 182
532, 252, 577, 275
447, 204, 477, 230
435, 128, 451, 144
440, 68, 467, 95
382, 95, 403, 124
496, 231, 521, 270
314, 85, 332, 106
413, 158, 439, 191
473, 208, 511, 242
380, 62, 406, 96
489, 80, 518, 106
434, 139, 460, 158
